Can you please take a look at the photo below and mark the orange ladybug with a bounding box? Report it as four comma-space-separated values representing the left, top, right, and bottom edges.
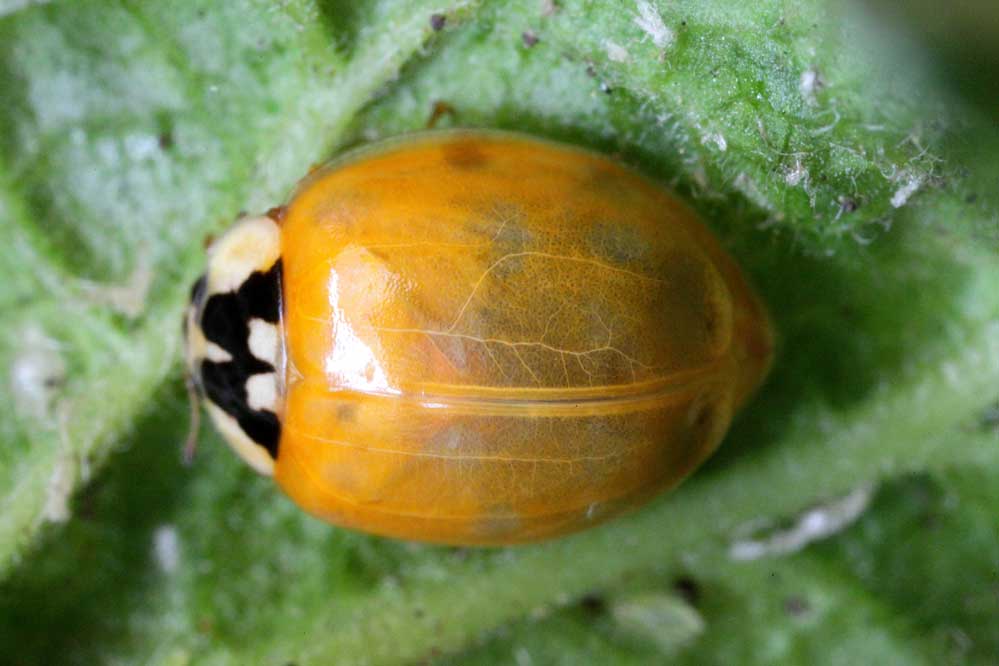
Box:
184, 131, 773, 545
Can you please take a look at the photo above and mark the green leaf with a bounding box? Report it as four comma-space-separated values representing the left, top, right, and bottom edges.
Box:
440, 472, 999, 665
1, 0, 997, 664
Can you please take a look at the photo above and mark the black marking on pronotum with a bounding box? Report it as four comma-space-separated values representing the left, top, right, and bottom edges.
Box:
198, 260, 282, 459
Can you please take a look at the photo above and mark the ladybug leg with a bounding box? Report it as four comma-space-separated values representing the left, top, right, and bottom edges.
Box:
427, 100, 457, 129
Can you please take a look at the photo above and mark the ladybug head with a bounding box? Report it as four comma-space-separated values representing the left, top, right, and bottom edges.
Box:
183, 216, 284, 475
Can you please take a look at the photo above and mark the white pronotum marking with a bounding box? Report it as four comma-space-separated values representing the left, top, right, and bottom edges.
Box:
245, 372, 277, 412
205, 216, 281, 296
247, 318, 279, 366
204, 341, 232, 363
205, 403, 275, 475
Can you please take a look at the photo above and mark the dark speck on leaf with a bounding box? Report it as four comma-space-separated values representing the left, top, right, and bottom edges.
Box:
579, 593, 606, 615
980, 400, 999, 431
522, 31, 539, 47
784, 596, 810, 617
966, 193, 978, 204
673, 576, 702, 607
158, 131, 174, 150
430, 13, 446, 31
839, 197, 859, 214
921, 510, 942, 530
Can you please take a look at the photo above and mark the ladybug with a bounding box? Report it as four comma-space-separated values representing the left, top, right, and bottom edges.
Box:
184, 131, 773, 545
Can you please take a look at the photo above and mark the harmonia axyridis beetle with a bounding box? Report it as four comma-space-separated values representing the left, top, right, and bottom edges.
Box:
184, 131, 773, 545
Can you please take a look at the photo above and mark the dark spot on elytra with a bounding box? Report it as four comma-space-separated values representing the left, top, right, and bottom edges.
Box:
589, 221, 651, 266
490, 253, 525, 278
336, 403, 358, 422
441, 138, 488, 170
701, 302, 719, 340
694, 402, 714, 430
198, 260, 283, 459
